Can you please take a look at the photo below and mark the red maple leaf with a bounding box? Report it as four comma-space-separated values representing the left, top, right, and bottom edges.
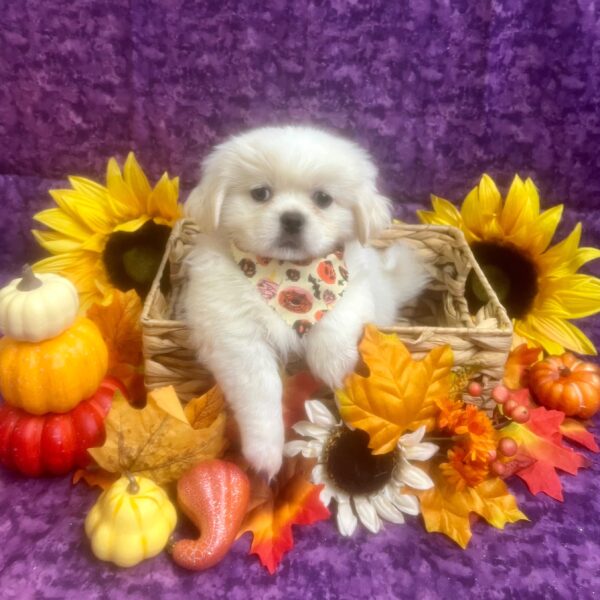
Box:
238, 458, 330, 574
501, 406, 588, 501
559, 418, 600, 453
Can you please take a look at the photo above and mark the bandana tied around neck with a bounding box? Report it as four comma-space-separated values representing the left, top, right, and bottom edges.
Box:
231, 244, 348, 336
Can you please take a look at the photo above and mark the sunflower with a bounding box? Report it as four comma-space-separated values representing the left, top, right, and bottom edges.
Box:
418, 174, 600, 355
32, 153, 181, 308
285, 400, 438, 536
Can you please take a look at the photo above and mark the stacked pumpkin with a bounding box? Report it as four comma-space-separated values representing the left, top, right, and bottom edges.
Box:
0, 266, 121, 476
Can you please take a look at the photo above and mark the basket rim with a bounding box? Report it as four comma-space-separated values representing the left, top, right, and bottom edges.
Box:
142, 218, 513, 336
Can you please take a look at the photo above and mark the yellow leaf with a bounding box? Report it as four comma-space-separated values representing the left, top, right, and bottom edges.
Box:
419, 473, 527, 548
337, 325, 453, 454
184, 385, 226, 428
88, 387, 226, 485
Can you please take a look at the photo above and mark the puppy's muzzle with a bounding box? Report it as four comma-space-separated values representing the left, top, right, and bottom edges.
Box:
280, 211, 305, 235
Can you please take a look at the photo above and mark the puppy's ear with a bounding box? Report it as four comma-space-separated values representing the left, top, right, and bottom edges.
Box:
184, 153, 226, 233
353, 191, 392, 245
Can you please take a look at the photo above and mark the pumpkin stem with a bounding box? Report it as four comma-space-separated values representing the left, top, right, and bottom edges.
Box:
16, 265, 43, 291
124, 471, 140, 494
559, 367, 571, 378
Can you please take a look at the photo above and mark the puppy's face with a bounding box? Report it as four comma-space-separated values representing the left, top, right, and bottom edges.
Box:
185, 126, 391, 260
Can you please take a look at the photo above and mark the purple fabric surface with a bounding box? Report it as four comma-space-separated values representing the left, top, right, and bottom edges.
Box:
1, 1, 600, 598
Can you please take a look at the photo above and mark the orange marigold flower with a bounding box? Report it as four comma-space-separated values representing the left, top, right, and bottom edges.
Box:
454, 405, 497, 462
440, 447, 490, 490
435, 396, 464, 431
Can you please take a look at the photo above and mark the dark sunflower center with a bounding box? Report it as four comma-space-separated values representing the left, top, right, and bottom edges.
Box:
466, 242, 538, 319
325, 427, 396, 495
103, 220, 172, 299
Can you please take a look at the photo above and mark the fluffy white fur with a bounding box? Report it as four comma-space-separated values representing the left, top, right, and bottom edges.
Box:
182, 125, 427, 479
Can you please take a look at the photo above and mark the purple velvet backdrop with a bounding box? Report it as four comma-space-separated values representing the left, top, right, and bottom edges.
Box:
1, 1, 599, 598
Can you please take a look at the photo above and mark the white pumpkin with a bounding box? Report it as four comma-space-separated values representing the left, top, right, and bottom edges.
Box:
0, 266, 79, 342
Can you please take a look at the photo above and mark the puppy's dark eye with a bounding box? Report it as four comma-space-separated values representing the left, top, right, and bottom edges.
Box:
312, 190, 333, 208
250, 186, 272, 203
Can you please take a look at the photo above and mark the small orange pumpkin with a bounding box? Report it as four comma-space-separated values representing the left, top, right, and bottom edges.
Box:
0, 317, 108, 414
529, 352, 600, 418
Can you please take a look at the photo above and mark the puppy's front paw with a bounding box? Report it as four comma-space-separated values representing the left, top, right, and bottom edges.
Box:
306, 326, 360, 390
241, 424, 284, 481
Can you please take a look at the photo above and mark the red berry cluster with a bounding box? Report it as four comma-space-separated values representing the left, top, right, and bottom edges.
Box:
491, 385, 531, 423
489, 437, 518, 476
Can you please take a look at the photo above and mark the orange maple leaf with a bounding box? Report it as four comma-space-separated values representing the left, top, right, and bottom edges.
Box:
87, 290, 145, 403
337, 325, 453, 454
72, 467, 118, 490
238, 459, 330, 574
501, 406, 587, 501
419, 472, 527, 548
503, 344, 542, 390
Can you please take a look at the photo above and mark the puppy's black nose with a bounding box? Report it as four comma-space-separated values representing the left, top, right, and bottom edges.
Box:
280, 211, 305, 234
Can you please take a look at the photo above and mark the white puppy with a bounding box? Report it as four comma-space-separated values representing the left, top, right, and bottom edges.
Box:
182, 125, 427, 479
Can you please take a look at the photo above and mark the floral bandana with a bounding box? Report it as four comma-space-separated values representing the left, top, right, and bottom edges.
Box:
231, 243, 349, 336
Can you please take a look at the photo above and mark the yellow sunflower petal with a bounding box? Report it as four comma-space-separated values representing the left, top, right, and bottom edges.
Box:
526, 205, 564, 256
68, 176, 111, 208
33, 208, 92, 240
431, 196, 463, 228
501, 175, 531, 234
459, 175, 503, 241
112, 215, 151, 233
521, 315, 597, 355
460, 186, 484, 241
571, 247, 600, 271
124, 153, 152, 203
146, 173, 180, 223
49, 189, 115, 234
536, 223, 582, 276
536, 275, 600, 318
523, 178, 540, 215
32, 251, 97, 275
106, 157, 143, 216
81, 233, 108, 253
31, 230, 83, 254
478, 174, 503, 216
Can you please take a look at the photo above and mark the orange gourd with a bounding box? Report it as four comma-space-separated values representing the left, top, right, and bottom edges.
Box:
171, 460, 250, 571
529, 352, 600, 418
0, 317, 108, 414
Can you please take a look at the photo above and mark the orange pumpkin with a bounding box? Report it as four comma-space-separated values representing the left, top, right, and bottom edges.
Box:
0, 317, 108, 414
529, 352, 600, 418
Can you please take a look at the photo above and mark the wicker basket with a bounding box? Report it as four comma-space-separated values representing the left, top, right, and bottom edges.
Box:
142, 219, 512, 411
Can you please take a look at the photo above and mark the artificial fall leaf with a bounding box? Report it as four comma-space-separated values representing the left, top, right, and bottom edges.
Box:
87, 290, 145, 403
503, 344, 542, 390
337, 325, 453, 454
88, 386, 226, 485
500, 406, 587, 501
559, 418, 600, 452
419, 472, 527, 549
282, 371, 322, 430
72, 467, 117, 490
238, 459, 330, 574
184, 385, 226, 428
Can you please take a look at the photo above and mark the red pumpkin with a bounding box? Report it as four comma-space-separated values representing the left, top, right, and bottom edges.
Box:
0, 377, 125, 477
529, 353, 600, 419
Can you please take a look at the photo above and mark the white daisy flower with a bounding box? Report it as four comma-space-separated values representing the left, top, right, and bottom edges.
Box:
285, 400, 438, 536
